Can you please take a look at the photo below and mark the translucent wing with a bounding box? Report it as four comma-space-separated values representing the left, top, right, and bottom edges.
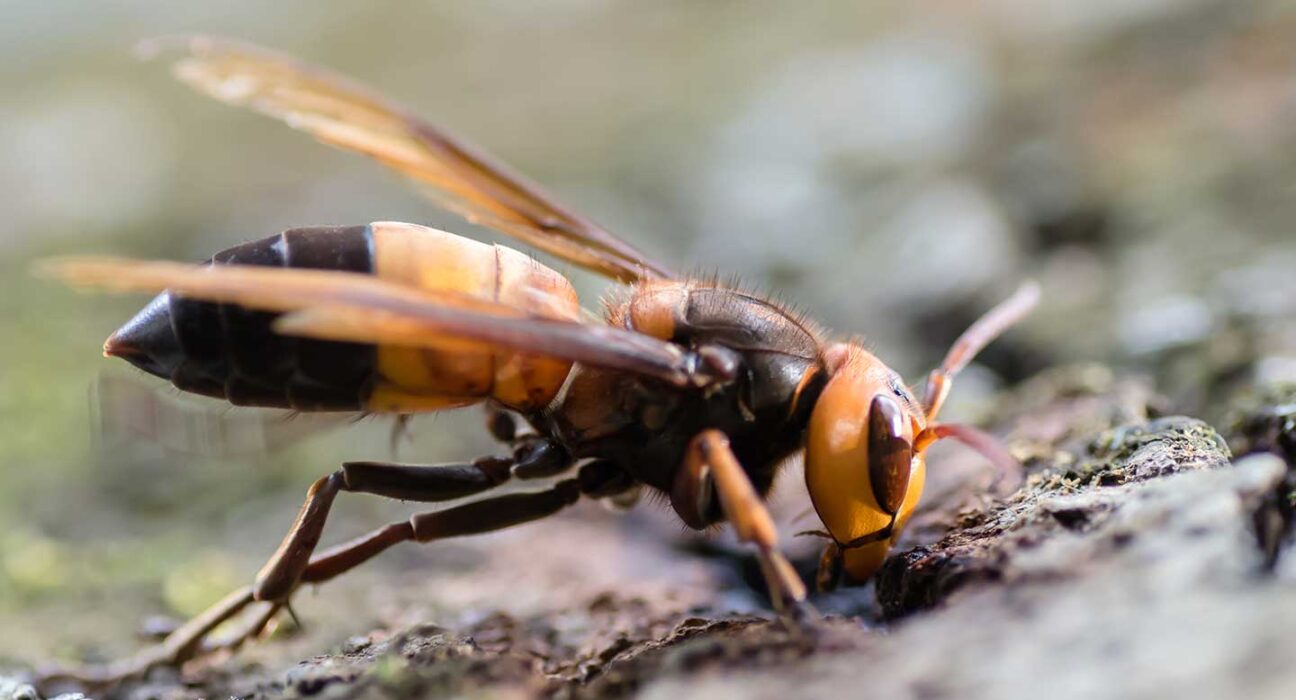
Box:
43, 257, 713, 389
139, 35, 672, 283
93, 373, 353, 458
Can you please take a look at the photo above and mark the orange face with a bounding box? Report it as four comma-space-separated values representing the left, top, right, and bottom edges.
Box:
804, 344, 928, 582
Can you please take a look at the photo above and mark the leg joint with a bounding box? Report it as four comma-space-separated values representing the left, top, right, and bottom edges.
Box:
510, 438, 570, 479
576, 459, 633, 497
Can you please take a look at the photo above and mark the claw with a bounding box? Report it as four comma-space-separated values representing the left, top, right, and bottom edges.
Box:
283, 600, 303, 631
31, 587, 278, 693
775, 598, 822, 649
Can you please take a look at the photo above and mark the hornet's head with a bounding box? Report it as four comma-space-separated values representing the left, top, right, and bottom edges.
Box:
803, 282, 1039, 586
804, 344, 929, 582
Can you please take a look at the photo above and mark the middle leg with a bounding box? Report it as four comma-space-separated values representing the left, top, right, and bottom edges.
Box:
299, 459, 631, 586
50, 442, 580, 686
253, 453, 526, 601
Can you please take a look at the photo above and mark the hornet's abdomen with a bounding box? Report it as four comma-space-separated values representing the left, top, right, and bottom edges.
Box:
105, 222, 579, 413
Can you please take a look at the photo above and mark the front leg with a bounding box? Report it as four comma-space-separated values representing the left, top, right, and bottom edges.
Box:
671, 429, 812, 620
816, 542, 844, 593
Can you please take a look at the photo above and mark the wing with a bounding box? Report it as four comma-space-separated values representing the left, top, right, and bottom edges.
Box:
42, 257, 714, 389
137, 35, 672, 284
93, 373, 353, 458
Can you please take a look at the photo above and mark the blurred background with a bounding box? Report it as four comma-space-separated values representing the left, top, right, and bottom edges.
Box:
3, 0, 1296, 667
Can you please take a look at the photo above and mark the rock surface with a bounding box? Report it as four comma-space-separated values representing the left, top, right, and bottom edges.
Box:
10, 371, 1296, 700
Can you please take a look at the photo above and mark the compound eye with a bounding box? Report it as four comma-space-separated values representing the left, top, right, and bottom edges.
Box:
868, 394, 914, 515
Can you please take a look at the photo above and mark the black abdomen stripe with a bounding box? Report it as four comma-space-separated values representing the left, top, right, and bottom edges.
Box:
170, 225, 377, 410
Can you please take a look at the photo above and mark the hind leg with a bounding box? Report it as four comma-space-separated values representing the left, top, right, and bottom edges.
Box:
40, 445, 584, 688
